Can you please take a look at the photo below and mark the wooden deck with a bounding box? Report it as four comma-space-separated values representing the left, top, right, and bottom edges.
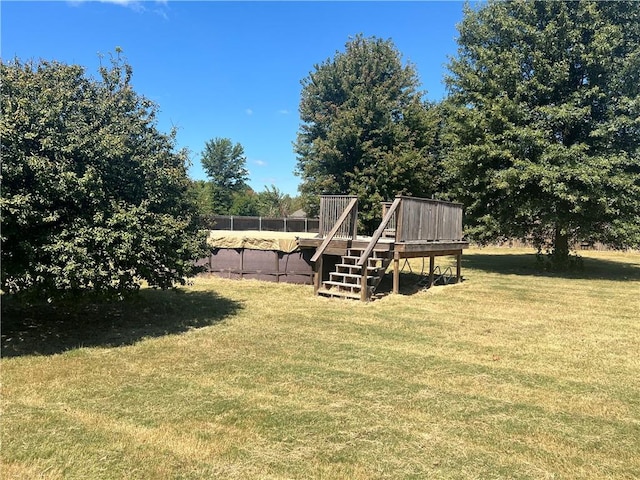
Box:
305, 195, 468, 301
298, 235, 469, 295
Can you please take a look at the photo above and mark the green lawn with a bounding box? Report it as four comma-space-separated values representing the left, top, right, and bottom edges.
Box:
2, 248, 639, 479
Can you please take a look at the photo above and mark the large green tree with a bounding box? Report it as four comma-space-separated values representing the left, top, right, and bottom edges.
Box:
187, 180, 216, 217
228, 188, 261, 216
257, 185, 294, 218
200, 137, 249, 214
1, 54, 205, 298
295, 35, 440, 233
445, 1, 640, 258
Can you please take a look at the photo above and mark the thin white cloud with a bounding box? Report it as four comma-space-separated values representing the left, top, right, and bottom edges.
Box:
253, 159, 267, 167
153, 6, 168, 20
260, 177, 278, 185
69, 0, 168, 17
245, 108, 254, 116
70, 0, 141, 8
277, 109, 290, 115
102, 0, 137, 5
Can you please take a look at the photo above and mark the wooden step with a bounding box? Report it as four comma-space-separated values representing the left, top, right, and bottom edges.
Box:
314, 232, 393, 301
335, 264, 381, 272
317, 288, 363, 300
346, 247, 391, 253
322, 280, 362, 291
329, 272, 375, 282
340, 256, 385, 266
346, 250, 392, 259
330, 271, 373, 279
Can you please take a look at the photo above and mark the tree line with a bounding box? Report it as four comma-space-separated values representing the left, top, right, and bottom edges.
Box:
295, 2, 639, 258
189, 137, 302, 218
2, 0, 638, 299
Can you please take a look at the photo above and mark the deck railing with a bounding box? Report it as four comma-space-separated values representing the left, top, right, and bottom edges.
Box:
312, 196, 359, 293
319, 195, 463, 242
381, 202, 397, 236
319, 195, 358, 239
396, 197, 463, 242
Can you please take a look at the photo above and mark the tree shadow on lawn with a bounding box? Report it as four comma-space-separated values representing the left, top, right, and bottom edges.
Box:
1, 288, 243, 358
374, 267, 454, 298
461, 251, 640, 282
372, 251, 639, 299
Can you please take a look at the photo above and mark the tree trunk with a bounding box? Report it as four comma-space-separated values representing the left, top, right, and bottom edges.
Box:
554, 225, 569, 262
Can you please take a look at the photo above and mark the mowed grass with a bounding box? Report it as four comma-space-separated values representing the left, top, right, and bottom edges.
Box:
2, 248, 639, 479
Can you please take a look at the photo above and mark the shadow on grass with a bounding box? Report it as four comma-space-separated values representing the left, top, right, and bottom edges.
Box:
1, 288, 243, 358
462, 252, 640, 282
372, 251, 639, 299
374, 271, 448, 298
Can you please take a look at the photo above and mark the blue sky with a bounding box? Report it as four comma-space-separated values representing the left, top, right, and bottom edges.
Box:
2, 1, 465, 195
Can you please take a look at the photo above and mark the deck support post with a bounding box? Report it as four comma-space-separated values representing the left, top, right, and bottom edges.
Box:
393, 256, 400, 294
360, 266, 368, 301
456, 253, 462, 283
429, 255, 435, 288
314, 255, 323, 295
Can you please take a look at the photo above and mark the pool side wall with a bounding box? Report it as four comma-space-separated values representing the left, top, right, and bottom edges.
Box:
197, 247, 315, 284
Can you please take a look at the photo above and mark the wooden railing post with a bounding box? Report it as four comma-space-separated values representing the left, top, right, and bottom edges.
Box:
350, 201, 358, 240
395, 199, 404, 242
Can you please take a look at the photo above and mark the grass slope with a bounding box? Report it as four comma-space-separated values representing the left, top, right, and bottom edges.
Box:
2, 248, 639, 479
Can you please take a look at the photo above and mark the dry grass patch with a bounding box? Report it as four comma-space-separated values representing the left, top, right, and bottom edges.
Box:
2, 247, 639, 479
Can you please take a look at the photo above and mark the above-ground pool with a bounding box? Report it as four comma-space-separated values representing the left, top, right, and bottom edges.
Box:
197, 231, 319, 284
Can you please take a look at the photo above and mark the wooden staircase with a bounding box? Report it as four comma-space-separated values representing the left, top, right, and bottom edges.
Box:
317, 248, 393, 300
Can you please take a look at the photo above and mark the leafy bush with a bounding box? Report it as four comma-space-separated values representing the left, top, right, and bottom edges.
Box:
1, 52, 206, 298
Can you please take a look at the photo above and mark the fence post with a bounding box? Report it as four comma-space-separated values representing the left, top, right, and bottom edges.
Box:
231, 216, 234, 231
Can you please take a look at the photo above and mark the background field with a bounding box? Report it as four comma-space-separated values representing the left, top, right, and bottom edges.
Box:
2, 248, 639, 479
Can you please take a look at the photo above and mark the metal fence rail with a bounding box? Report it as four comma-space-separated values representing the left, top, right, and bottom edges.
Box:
201, 215, 320, 233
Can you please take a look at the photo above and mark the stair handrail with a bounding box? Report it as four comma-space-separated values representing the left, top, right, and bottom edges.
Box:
310, 197, 358, 263
356, 196, 402, 268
